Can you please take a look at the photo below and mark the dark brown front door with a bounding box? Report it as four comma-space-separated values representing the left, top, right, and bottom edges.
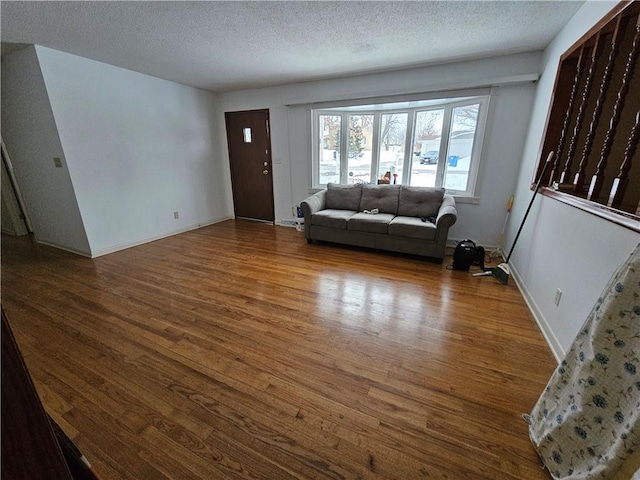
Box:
225, 109, 275, 222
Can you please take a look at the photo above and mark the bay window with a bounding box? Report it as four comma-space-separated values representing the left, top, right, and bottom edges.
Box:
312, 93, 490, 197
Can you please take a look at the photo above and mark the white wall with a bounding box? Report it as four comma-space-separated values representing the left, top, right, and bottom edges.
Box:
2, 46, 233, 257
218, 52, 540, 245
1, 46, 91, 254
34, 46, 233, 256
507, 1, 639, 361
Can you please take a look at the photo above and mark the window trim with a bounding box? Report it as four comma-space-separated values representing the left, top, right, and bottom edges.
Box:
311, 93, 491, 197
439, 97, 490, 195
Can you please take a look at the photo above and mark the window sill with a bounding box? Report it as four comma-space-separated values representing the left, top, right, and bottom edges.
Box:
453, 195, 480, 204
539, 187, 640, 233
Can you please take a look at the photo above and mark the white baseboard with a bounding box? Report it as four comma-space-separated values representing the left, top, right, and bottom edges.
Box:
509, 261, 565, 364
278, 218, 305, 230
279, 219, 298, 227
89, 216, 234, 258
36, 239, 92, 258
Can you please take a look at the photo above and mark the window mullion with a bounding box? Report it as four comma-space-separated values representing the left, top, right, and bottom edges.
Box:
437, 106, 454, 188
404, 110, 417, 185
339, 113, 349, 183
371, 113, 381, 183
312, 112, 319, 187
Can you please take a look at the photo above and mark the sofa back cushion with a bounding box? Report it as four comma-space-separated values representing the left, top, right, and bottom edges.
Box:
326, 183, 363, 211
398, 186, 445, 217
359, 184, 401, 214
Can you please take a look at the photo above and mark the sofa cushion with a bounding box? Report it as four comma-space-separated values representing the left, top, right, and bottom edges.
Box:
326, 183, 362, 211
397, 186, 445, 218
388, 216, 437, 240
311, 209, 357, 229
359, 185, 400, 214
348, 213, 395, 234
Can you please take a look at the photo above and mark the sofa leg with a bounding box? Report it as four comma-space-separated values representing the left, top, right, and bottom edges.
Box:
306, 238, 313, 244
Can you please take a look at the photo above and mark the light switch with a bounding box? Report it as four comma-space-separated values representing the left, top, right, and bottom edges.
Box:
53, 157, 63, 168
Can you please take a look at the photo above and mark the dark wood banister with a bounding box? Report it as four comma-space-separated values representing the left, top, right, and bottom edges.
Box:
549, 47, 584, 185
537, 2, 639, 233
587, 13, 640, 202
573, 18, 622, 193
560, 42, 597, 185
608, 111, 640, 210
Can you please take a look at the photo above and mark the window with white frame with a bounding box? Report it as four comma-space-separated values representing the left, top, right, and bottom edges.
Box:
312, 93, 490, 197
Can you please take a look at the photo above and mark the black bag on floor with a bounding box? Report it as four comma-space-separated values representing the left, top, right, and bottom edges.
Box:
453, 239, 485, 271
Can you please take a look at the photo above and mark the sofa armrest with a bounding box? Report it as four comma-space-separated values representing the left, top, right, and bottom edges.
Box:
436, 194, 457, 229
300, 190, 327, 239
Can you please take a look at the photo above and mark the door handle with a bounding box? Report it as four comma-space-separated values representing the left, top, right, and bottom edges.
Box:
263, 169, 269, 175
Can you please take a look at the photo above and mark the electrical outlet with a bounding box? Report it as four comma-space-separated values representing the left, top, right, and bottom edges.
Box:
554, 288, 562, 306
53, 157, 62, 168
173, 211, 179, 219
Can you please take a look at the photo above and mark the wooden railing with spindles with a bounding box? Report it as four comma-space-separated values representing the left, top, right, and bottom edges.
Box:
560, 43, 595, 185
574, 19, 622, 193
588, 12, 640, 202
536, 1, 640, 232
608, 110, 640, 209
548, 46, 585, 184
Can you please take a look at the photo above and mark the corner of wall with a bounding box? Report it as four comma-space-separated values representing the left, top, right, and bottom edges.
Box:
1, 45, 91, 254
509, 261, 564, 363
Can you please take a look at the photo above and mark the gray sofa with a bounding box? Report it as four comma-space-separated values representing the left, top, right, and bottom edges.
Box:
300, 183, 457, 262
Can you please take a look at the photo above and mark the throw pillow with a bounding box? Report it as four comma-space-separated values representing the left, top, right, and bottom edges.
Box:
359, 184, 401, 214
397, 186, 445, 217
326, 183, 363, 211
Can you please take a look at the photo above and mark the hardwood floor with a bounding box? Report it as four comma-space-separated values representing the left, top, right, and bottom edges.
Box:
1, 220, 556, 479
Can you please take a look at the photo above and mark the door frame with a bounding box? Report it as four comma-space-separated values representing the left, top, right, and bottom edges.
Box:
1, 137, 33, 233
225, 109, 275, 223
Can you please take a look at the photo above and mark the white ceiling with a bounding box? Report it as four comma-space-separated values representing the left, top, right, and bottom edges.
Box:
1, 1, 586, 93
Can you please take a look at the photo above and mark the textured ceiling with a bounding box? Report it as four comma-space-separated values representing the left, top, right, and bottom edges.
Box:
1, 1, 586, 93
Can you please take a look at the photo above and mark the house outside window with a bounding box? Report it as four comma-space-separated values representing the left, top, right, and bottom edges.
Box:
312, 94, 490, 197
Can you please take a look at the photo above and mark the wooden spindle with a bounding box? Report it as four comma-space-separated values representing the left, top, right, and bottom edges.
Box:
588, 15, 640, 201
560, 43, 599, 185
608, 111, 640, 209
549, 48, 585, 185
574, 19, 622, 193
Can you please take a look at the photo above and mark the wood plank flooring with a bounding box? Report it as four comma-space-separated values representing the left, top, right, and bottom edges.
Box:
1, 220, 557, 479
